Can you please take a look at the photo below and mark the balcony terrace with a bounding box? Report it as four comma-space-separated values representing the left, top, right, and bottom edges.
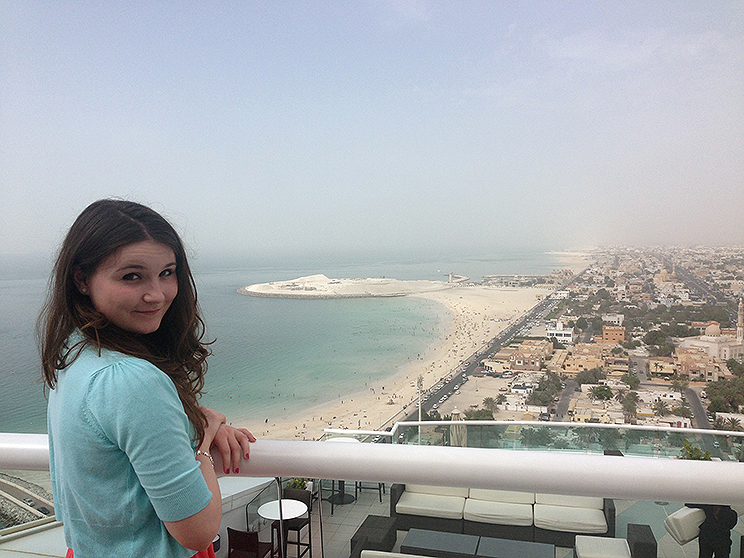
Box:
1, 421, 743, 558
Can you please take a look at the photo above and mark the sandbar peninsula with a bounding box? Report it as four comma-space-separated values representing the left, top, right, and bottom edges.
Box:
238, 274, 458, 299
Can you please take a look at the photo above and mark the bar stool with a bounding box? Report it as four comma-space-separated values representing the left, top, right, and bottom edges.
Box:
354, 481, 385, 502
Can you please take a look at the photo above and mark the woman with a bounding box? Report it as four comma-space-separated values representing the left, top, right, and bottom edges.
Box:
40, 199, 255, 557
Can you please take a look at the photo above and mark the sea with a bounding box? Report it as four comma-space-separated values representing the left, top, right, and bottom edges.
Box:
0, 249, 572, 435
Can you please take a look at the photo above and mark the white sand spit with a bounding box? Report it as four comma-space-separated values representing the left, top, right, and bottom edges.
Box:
238, 274, 453, 298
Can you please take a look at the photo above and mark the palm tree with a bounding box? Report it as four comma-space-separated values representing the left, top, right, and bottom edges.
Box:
589, 385, 613, 401
725, 417, 742, 432
482, 397, 498, 414
615, 389, 627, 403
588, 386, 599, 401
671, 378, 689, 395
622, 391, 639, 423
653, 400, 670, 417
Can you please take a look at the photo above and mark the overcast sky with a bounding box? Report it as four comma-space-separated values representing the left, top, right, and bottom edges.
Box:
2, 1, 743, 259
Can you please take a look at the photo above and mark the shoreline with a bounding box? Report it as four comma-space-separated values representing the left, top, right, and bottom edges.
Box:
230, 284, 554, 441
228, 253, 594, 440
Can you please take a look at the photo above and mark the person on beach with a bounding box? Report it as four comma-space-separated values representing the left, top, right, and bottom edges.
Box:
40, 199, 255, 558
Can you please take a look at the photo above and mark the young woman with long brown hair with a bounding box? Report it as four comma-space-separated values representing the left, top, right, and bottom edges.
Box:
40, 199, 255, 557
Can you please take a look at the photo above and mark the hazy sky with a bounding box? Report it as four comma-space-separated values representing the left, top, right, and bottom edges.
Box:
2, 1, 743, 258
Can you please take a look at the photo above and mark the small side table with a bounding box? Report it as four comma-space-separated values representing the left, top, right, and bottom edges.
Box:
258, 499, 308, 558
258, 499, 308, 522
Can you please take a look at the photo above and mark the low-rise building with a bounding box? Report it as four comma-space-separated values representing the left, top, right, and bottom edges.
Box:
648, 357, 676, 377
604, 356, 630, 378
563, 345, 605, 377
520, 339, 553, 358
602, 313, 624, 326
596, 325, 626, 344
675, 347, 730, 382
509, 351, 544, 371
546, 321, 576, 345
547, 348, 569, 373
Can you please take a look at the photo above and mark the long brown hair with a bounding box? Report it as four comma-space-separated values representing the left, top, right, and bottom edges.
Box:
39, 199, 211, 444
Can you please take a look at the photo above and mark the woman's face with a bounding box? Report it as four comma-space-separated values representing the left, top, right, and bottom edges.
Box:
77, 240, 178, 334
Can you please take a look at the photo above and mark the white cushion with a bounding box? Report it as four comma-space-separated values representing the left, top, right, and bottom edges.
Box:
361, 552, 425, 558
396, 491, 466, 520
406, 484, 469, 498
469, 488, 535, 504
536, 493, 604, 509
534, 504, 608, 534
464, 498, 533, 526
664, 507, 706, 545
575, 536, 631, 558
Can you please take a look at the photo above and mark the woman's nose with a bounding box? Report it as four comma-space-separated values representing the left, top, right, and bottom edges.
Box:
142, 281, 166, 303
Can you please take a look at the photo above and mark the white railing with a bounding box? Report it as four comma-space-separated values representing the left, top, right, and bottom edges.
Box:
2, 432, 744, 506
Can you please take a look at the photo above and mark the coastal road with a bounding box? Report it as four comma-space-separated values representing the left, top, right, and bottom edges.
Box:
402, 293, 566, 422
400, 270, 587, 423
0, 478, 54, 518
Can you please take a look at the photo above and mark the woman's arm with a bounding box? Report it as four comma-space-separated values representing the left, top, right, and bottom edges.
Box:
163, 408, 255, 551
163, 408, 225, 551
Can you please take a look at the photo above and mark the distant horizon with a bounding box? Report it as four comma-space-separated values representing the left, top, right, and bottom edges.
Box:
0, 246, 589, 285
5, 242, 744, 262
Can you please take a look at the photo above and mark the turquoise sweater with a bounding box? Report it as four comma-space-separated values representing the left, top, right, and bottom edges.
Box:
47, 340, 212, 557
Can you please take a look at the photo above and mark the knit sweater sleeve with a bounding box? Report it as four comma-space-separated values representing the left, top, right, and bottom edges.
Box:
84, 357, 212, 523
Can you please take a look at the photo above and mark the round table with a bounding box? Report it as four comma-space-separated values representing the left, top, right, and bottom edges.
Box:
257, 499, 308, 521
258, 499, 309, 558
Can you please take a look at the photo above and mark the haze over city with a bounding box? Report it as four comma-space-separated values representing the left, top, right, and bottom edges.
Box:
2, 2, 742, 258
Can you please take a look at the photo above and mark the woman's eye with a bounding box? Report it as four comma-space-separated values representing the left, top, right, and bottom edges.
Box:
161, 268, 176, 277
122, 273, 140, 281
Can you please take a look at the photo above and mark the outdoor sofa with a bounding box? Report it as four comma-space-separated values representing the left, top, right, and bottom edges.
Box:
390, 484, 615, 547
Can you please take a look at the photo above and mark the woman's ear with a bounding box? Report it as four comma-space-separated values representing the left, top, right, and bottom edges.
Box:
73, 267, 89, 295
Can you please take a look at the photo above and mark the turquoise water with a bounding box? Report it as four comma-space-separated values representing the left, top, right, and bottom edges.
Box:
0, 250, 567, 434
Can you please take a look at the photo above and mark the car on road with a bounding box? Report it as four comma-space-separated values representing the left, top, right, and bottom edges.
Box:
23, 498, 35, 507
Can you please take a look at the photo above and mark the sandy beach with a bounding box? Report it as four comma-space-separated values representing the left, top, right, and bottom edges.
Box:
233, 253, 592, 441
236, 284, 554, 440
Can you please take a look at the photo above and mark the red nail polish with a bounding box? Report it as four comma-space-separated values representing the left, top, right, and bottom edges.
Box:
225, 469, 230, 475
244, 454, 249, 459
234, 468, 239, 474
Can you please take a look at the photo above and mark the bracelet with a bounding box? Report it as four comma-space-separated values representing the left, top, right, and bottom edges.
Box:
196, 450, 214, 467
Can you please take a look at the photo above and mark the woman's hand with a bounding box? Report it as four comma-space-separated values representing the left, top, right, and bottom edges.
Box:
200, 406, 226, 449
212, 424, 256, 474
201, 406, 255, 474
